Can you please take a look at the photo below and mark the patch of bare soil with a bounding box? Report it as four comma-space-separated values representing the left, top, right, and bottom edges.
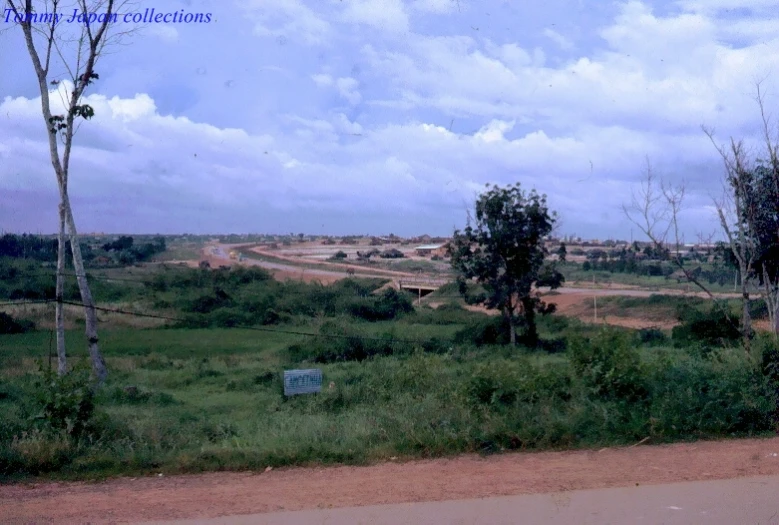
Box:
4, 437, 779, 524
247, 247, 424, 279
544, 292, 679, 330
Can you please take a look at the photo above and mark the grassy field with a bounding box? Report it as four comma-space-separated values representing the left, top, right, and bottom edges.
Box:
562, 265, 739, 293
150, 241, 204, 262
1, 264, 778, 482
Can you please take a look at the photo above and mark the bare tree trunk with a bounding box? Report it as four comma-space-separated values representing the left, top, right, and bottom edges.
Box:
763, 267, 779, 340
56, 202, 67, 376
774, 302, 779, 337
521, 297, 538, 348
10, 0, 134, 384
62, 192, 107, 383
740, 262, 752, 352
508, 316, 517, 346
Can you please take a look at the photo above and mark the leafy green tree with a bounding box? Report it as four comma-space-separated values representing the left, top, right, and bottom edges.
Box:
449, 183, 564, 347
557, 242, 567, 263
731, 163, 779, 335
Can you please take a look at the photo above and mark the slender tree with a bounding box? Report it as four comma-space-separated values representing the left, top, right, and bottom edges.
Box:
7, 0, 135, 382
703, 84, 779, 341
449, 183, 564, 347
622, 158, 743, 346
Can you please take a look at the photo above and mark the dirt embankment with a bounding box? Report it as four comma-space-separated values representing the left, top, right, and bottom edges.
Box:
4, 437, 779, 524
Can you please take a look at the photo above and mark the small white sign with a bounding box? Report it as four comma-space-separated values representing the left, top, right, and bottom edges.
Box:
284, 369, 323, 396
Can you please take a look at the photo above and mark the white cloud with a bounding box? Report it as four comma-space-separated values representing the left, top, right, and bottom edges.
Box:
543, 28, 574, 51
361, 0, 779, 138
7, 0, 779, 238
676, 0, 778, 13
474, 120, 515, 143
410, 0, 460, 14
311, 74, 362, 105
335, 77, 362, 105
243, 0, 331, 45
147, 25, 179, 43
340, 0, 409, 33
311, 74, 334, 87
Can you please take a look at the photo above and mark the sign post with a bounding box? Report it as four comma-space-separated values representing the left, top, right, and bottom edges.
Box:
284, 369, 323, 396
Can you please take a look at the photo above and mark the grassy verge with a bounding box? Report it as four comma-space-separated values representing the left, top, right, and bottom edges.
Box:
2, 319, 777, 481
561, 266, 738, 293
1, 265, 777, 482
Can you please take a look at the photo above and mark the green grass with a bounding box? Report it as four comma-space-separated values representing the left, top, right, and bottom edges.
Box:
0, 328, 305, 361
2, 320, 776, 481
562, 265, 738, 293
150, 242, 204, 262
1, 263, 777, 482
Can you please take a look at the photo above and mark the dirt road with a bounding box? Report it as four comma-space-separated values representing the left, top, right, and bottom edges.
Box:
140, 475, 779, 525
209, 244, 743, 298
5, 436, 779, 524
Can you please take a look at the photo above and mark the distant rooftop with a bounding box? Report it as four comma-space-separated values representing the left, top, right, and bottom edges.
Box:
415, 244, 446, 250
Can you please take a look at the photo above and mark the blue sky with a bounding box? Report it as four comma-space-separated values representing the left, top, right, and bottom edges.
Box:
1, 0, 778, 239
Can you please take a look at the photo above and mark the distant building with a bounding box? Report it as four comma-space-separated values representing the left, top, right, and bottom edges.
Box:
414, 243, 449, 257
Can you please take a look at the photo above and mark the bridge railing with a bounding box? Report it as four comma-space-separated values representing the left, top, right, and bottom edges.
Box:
398, 278, 452, 288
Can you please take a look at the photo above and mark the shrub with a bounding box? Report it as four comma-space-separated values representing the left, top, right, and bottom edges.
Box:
186, 288, 232, 314
30, 363, 96, 439
672, 307, 741, 346
758, 334, 779, 392
379, 248, 404, 259
749, 301, 769, 319
454, 316, 510, 347
289, 321, 411, 363
346, 288, 414, 321
3, 429, 75, 475
464, 359, 572, 408
648, 350, 775, 436
569, 328, 647, 401
637, 327, 668, 346
0, 312, 35, 334
413, 303, 482, 325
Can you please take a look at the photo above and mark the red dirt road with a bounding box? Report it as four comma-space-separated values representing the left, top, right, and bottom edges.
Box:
5, 437, 779, 524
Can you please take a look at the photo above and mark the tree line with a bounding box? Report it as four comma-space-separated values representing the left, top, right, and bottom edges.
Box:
0, 233, 166, 267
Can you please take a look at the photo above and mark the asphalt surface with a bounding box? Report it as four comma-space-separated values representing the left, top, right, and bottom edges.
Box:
138, 475, 779, 525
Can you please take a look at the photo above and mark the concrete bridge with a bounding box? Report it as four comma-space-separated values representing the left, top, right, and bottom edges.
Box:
397, 277, 451, 299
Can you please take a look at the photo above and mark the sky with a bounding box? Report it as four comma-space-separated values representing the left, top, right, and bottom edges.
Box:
1, 0, 779, 239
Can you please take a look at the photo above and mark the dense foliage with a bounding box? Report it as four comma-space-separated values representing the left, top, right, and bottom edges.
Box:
450, 183, 564, 346
0, 233, 166, 267
2, 260, 779, 480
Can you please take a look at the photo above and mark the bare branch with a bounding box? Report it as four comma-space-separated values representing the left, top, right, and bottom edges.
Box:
623, 155, 741, 334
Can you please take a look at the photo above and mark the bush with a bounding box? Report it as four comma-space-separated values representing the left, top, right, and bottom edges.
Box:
346, 288, 414, 321
186, 288, 232, 314
413, 303, 483, 325
464, 359, 572, 408
454, 316, 510, 347
637, 327, 668, 346
758, 335, 779, 390
30, 363, 96, 439
749, 301, 769, 319
648, 350, 775, 436
289, 321, 411, 363
569, 328, 647, 401
379, 248, 404, 259
0, 312, 35, 334
672, 307, 741, 346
